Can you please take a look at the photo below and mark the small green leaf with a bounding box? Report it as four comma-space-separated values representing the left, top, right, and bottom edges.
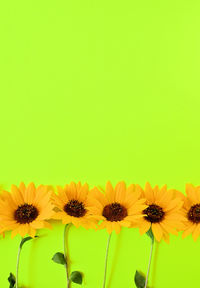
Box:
134, 270, 145, 288
146, 228, 154, 242
52, 252, 66, 265
20, 235, 38, 249
70, 271, 83, 285
8, 273, 16, 288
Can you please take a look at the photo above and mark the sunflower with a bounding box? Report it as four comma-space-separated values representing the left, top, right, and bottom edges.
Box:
178, 184, 200, 241
0, 183, 54, 238
51, 181, 96, 229
136, 182, 184, 243
87, 181, 147, 234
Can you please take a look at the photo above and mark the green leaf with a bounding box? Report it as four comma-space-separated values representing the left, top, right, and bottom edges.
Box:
20, 235, 38, 249
134, 270, 145, 288
70, 271, 83, 285
8, 273, 16, 288
52, 252, 66, 265
146, 228, 154, 242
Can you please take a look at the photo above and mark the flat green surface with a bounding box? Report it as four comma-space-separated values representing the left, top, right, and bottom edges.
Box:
0, 0, 200, 287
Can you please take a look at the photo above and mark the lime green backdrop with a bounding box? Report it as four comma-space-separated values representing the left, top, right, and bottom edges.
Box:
0, 0, 200, 287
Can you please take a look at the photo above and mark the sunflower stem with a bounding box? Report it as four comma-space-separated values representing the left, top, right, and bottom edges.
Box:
145, 237, 154, 288
16, 237, 23, 288
102, 233, 112, 288
64, 224, 71, 288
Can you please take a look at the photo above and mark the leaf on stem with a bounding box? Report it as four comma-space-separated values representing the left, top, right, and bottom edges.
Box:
146, 228, 154, 242
20, 235, 38, 249
52, 252, 66, 265
134, 270, 145, 288
70, 271, 83, 285
8, 273, 16, 288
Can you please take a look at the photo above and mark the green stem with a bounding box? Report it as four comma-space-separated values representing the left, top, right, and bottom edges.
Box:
16, 237, 23, 288
64, 224, 71, 288
102, 233, 112, 288
145, 238, 154, 288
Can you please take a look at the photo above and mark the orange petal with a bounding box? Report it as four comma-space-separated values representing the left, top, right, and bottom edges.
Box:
144, 182, 154, 203
152, 223, 163, 241
192, 224, 200, 241
114, 181, 126, 203
139, 220, 151, 235
105, 182, 115, 203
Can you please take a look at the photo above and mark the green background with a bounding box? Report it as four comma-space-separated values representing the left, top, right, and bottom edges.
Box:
0, 0, 199, 287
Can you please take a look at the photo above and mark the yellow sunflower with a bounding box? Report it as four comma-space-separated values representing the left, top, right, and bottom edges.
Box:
136, 182, 184, 243
51, 181, 96, 229
0, 183, 54, 238
179, 184, 200, 241
87, 181, 147, 234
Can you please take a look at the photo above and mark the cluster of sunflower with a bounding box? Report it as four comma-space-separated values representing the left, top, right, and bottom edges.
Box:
1, 181, 200, 288
0, 181, 200, 242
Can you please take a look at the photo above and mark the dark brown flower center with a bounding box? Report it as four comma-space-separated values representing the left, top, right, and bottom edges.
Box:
102, 202, 128, 222
64, 199, 86, 217
143, 204, 165, 223
188, 204, 200, 223
14, 203, 39, 224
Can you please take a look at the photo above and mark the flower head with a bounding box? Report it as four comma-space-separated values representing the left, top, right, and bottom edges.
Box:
179, 184, 200, 241
51, 182, 96, 229
0, 183, 54, 238
87, 181, 147, 234
136, 183, 184, 243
